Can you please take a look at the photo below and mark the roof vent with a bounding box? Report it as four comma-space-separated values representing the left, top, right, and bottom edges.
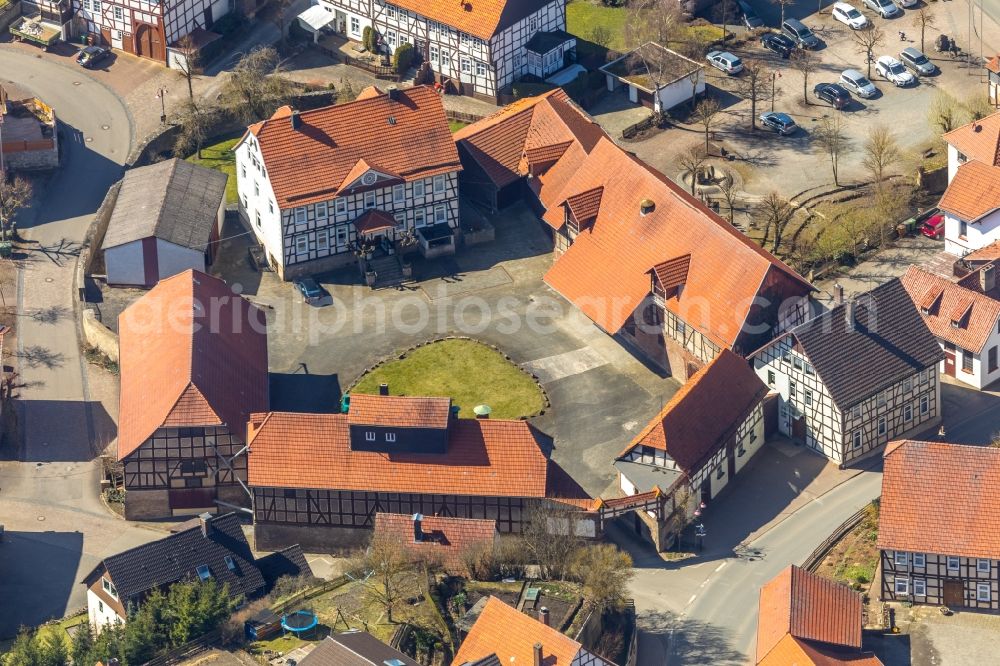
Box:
973, 122, 982, 132
473, 404, 492, 419
981, 263, 996, 292
387, 86, 400, 102
290, 110, 301, 130
379, 382, 389, 396
388, 116, 397, 125
640, 198, 655, 216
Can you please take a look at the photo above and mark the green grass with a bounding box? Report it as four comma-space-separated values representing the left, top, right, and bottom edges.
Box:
352, 339, 545, 419
567, 0, 628, 51
449, 120, 469, 133
185, 136, 240, 205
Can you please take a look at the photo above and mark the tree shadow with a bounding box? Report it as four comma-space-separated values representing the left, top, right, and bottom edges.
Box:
13, 346, 65, 369
25, 305, 71, 325
636, 610, 747, 665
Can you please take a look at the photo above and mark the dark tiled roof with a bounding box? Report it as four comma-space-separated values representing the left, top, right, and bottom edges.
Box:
87, 513, 266, 605
785, 278, 942, 409
525, 30, 576, 54
257, 545, 312, 588
301, 632, 418, 666
463, 656, 503, 666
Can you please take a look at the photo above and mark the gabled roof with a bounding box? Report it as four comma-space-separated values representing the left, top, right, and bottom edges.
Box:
391, 0, 547, 40
758, 635, 883, 666
901, 266, 1000, 353
619, 350, 766, 475
939, 160, 1000, 222
256, 545, 312, 587
651, 254, 691, 293
564, 186, 604, 225
756, 565, 864, 665
246, 412, 560, 499
353, 209, 401, 235
300, 632, 419, 666
84, 513, 267, 606
542, 137, 813, 344
774, 278, 942, 410
878, 440, 1000, 560
943, 111, 1000, 166
244, 86, 460, 208
453, 597, 592, 666
117, 270, 269, 460
101, 159, 227, 251
373, 513, 498, 572
347, 394, 452, 429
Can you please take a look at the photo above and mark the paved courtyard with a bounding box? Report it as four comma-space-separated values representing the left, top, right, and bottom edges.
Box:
867, 605, 1000, 666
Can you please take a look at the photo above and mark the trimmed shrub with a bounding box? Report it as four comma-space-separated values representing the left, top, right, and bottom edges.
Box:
362, 25, 374, 51
393, 41, 414, 74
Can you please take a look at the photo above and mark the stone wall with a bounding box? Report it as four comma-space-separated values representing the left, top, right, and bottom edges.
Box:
81, 309, 119, 363
123, 489, 170, 520
253, 521, 371, 553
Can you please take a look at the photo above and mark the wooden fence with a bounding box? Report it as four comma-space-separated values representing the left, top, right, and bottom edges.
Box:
2, 139, 55, 153
801, 498, 879, 572
343, 54, 401, 81
622, 114, 659, 140
140, 629, 220, 666
446, 110, 485, 125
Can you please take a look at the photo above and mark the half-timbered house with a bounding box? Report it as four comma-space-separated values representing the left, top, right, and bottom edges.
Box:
245, 391, 596, 551
117, 270, 269, 519
751, 279, 943, 466
455, 90, 815, 378
315, 0, 572, 100
879, 440, 1000, 612
614, 350, 767, 552
235, 86, 462, 280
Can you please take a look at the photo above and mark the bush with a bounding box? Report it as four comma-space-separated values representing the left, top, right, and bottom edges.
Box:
512, 81, 556, 99
362, 25, 375, 52
393, 42, 414, 74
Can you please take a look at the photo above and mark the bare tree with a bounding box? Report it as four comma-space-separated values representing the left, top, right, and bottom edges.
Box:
813, 114, 849, 186
218, 47, 297, 122
624, 0, 683, 48
693, 98, 721, 152
718, 169, 740, 224
0, 176, 33, 242
521, 507, 582, 580
571, 544, 634, 616
175, 34, 201, 103
174, 100, 220, 159
272, 0, 294, 48
755, 191, 796, 254
338, 76, 358, 103
350, 534, 415, 623
862, 125, 900, 195
590, 25, 613, 49
771, 0, 795, 25
710, 0, 737, 42
852, 26, 885, 79
910, 7, 936, 53
789, 49, 817, 104
677, 144, 709, 196
625, 43, 701, 120
928, 91, 960, 134
963, 93, 994, 123
737, 60, 771, 131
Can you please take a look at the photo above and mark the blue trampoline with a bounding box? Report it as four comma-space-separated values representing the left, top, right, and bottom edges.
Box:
281, 609, 318, 637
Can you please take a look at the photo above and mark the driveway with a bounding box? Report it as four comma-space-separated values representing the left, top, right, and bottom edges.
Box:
0, 48, 163, 637
212, 203, 679, 497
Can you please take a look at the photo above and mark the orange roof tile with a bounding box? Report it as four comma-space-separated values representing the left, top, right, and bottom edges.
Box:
939, 160, 1000, 221
759, 635, 884, 666
391, 0, 548, 40
619, 350, 766, 474
943, 112, 1000, 166
757, 566, 864, 665
543, 138, 813, 344
453, 597, 586, 666
373, 513, 498, 572
347, 394, 452, 428
900, 266, 1000, 353
652, 254, 691, 293
963, 240, 1000, 263
246, 413, 554, 498
117, 270, 269, 460
356, 85, 385, 100
878, 440, 1000, 559
245, 86, 460, 208
564, 186, 604, 225
987, 54, 1000, 75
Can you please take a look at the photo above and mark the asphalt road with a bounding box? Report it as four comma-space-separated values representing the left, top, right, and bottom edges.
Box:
0, 48, 161, 637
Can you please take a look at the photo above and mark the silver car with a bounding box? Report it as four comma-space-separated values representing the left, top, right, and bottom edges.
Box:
876, 55, 916, 86
863, 0, 902, 17
840, 69, 878, 98
899, 47, 937, 76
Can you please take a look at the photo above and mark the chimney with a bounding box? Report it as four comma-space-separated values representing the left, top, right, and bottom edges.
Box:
540, 607, 550, 626
845, 300, 856, 332
379, 382, 389, 396
290, 110, 301, 130
640, 198, 655, 216
473, 404, 491, 419
413, 513, 424, 542
833, 283, 844, 304
980, 264, 996, 292
533, 643, 543, 666
388, 86, 400, 102
198, 512, 213, 537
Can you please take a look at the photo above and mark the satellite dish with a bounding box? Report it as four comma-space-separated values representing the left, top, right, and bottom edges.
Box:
473, 404, 492, 417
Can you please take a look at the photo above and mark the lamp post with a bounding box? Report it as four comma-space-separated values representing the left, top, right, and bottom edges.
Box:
771, 72, 777, 112
156, 87, 168, 124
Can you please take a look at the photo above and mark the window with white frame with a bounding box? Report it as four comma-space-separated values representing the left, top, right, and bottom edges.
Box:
529, 16, 537, 31
83, 0, 90, 9
789, 380, 797, 400
904, 403, 912, 422
433, 175, 446, 193
895, 552, 908, 567
852, 430, 862, 449
434, 205, 447, 224
978, 583, 991, 602
317, 229, 329, 252
113, 5, 122, 19
268, 200, 274, 215
894, 578, 908, 595
102, 577, 117, 598
461, 57, 471, 74
476, 61, 487, 76
914, 578, 926, 596
386, 3, 395, 18
979, 559, 991, 573
255, 211, 261, 229
414, 209, 426, 228
294, 235, 309, 255
93, 0, 101, 11
241, 164, 247, 179
294, 207, 307, 225
804, 362, 814, 375
793, 357, 803, 371
767, 370, 775, 386
920, 368, 929, 383
441, 48, 450, 66
920, 394, 929, 415
413, 180, 425, 197
364, 191, 376, 209
350, 16, 360, 35
903, 377, 912, 392
804, 389, 813, 406
316, 201, 328, 219
336, 226, 348, 247
387, 29, 396, 47
948, 556, 960, 570
365, 431, 376, 441
851, 404, 862, 419
254, 181, 260, 197
335, 198, 347, 214
877, 390, 887, 406
461, 32, 470, 45
385, 432, 396, 442
913, 553, 925, 567
878, 416, 887, 436
393, 184, 405, 204
430, 44, 439, 62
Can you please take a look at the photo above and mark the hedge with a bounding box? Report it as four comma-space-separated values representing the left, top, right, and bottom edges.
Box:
393, 42, 414, 74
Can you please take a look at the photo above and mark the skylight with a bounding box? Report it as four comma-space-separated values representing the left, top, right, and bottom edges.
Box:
224, 556, 236, 571
196, 564, 211, 581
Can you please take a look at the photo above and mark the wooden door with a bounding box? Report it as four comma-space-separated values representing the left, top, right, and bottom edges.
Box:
792, 415, 806, 443
726, 439, 736, 478
169, 488, 216, 511
203, 8, 214, 29
700, 477, 711, 504
944, 579, 964, 607
944, 351, 956, 377
135, 24, 152, 58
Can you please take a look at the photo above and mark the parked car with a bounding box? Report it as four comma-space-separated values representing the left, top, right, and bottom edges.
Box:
813, 82, 852, 109
863, 0, 902, 18
761, 32, 795, 58
759, 112, 798, 135
839, 69, 877, 98
899, 47, 937, 75
707, 50, 744, 75
832, 2, 870, 29
920, 214, 945, 239
738, 0, 765, 28
894, 0, 917, 7
295, 277, 332, 306
782, 18, 820, 49
76, 45, 111, 69
875, 55, 916, 86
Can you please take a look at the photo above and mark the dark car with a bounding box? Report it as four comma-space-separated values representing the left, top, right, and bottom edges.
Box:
294, 277, 332, 306
76, 45, 111, 69
813, 82, 851, 109
759, 111, 798, 135
761, 32, 795, 58
737, 0, 765, 28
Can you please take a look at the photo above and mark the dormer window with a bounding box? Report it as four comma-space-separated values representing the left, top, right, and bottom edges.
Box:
196, 565, 211, 581
957, 150, 967, 164
385, 432, 396, 442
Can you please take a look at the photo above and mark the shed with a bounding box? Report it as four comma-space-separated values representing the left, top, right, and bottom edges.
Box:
101, 159, 227, 287
600, 42, 705, 113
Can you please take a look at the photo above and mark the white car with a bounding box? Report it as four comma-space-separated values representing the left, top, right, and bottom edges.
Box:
894, 0, 917, 7
863, 0, 902, 17
707, 50, 744, 75
840, 69, 878, 98
832, 2, 870, 29
875, 55, 916, 86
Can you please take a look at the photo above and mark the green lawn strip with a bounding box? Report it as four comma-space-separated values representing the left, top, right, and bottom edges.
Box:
448, 120, 469, 133
567, 1, 628, 51
185, 137, 240, 205
352, 339, 544, 419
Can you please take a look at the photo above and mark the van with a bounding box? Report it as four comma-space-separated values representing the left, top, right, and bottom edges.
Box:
782, 18, 819, 49
737, 0, 764, 28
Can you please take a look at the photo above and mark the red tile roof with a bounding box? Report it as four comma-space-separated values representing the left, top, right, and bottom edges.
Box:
353, 209, 402, 235
564, 187, 604, 226
392, 0, 546, 41
900, 265, 1000, 354
943, 112, 1000, 167
618, 349, 766, 474
347, 394, 452, 428
453, 597, 586, 666
878, 440, 1000, 560
963, 240, 1000, 263
373, 513, 498, 572
651, 254, 691, 293
987, 54, 1000, 75
756, 565, 864, 665
759, 635, 883, 666
246, 413, 554, 498
939, 160, 1000, 222
117, 270, 269, 460
244, 86, 460, 208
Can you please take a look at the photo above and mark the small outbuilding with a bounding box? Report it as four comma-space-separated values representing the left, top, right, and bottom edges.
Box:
601, 42, 705, 114
101, 158, 227, 288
